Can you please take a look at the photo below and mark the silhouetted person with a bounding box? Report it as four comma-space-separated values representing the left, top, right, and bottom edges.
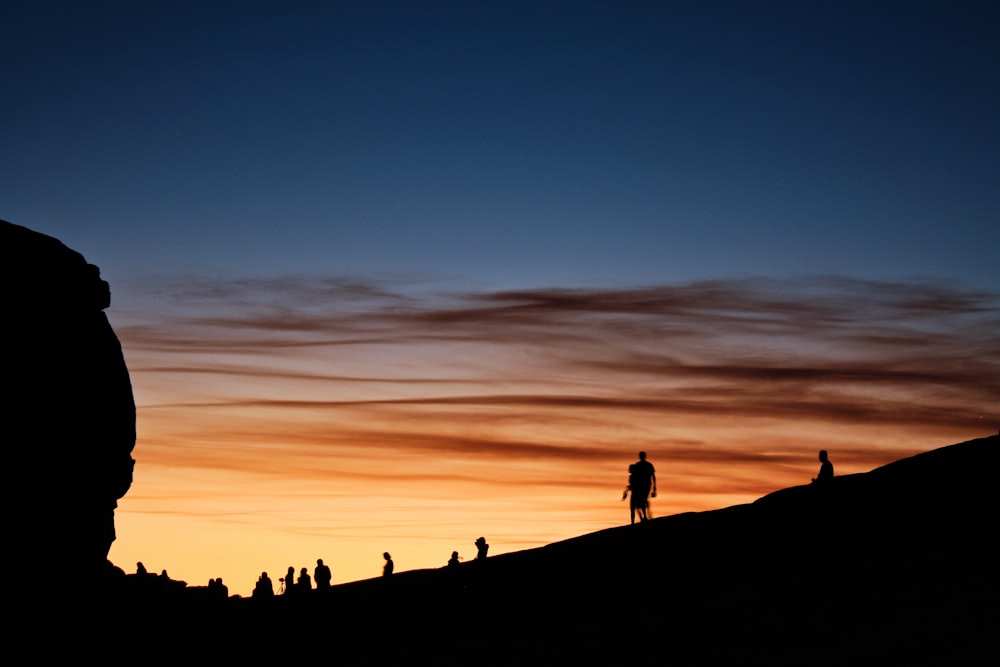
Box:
812, 450, 834, 484
298, 567, 312, 591
448, 551, 461, 568
209, 577, 228, 598
253, 571, 274, 599
283, 566, 296, 595
630, 452, 657, 522
136, 561, 147, 576
314, 558, 332, 590
383, 552, 394, 577
475, 536, 489, 560
622, 463, 647, 524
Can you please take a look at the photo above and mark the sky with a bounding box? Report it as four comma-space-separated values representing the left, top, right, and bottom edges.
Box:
2, 1, 998, 596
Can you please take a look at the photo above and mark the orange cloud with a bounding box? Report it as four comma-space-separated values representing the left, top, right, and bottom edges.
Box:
109, 275, 999, 594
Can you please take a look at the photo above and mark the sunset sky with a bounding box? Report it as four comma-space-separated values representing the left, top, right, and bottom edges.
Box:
2, 1, 998, 596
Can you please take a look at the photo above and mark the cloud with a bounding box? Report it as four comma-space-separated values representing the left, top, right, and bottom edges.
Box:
120, 274, 1000, 355
117, 274, 1000, 489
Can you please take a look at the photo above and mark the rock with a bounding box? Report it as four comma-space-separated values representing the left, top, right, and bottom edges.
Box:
1, 220, 135, 592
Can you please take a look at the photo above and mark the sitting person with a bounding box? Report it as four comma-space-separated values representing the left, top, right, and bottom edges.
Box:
812, 450, 834, 483
253, 571, 274, 598
297, 567, 312, 591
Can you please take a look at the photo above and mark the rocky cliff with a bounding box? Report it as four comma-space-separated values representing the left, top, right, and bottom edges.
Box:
1, 220, 135, 591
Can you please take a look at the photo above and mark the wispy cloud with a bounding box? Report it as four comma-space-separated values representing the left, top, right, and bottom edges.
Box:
117, 274, 1000, 495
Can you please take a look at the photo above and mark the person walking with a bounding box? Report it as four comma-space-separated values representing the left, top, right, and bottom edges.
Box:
630, 451, 657, 522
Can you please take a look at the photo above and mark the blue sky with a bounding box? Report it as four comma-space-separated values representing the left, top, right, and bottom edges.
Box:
3, 1, 998, 292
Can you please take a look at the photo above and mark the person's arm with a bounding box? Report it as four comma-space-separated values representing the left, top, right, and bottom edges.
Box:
651, 468, 657, 497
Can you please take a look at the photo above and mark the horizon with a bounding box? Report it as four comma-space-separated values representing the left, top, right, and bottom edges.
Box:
104, 271, 997, 596
2, 2, 998, 597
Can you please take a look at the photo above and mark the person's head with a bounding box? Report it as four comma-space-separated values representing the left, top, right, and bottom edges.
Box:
638, 451, 647, 461
317, 558, 324, 566
819, 450, 828, 462
476, 537, 485, 546
300, 567, 307, 575
384, 552, 391, 560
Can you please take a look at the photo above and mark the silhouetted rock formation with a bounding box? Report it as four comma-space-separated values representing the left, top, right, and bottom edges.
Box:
2, 220, 135, 596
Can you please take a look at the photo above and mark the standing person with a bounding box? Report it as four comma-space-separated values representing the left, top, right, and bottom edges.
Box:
474, 537, 489, 561
622, 463, 646, 525
812, 450, 834, 483
630, 451, 657, 522
283, 566, 295, 595
314, 558, 332, 590
382, 552, 394, 577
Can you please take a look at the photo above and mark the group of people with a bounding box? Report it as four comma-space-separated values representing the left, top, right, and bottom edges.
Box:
447, 536, 489, 568
248, 536, 491, 598
244, 449, 836, 599
251, 557, 333, 598
206, 577, 229, 597
621, 449, 833, 525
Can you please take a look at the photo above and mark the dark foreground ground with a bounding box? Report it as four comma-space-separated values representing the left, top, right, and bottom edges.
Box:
45, 434, 1000, 664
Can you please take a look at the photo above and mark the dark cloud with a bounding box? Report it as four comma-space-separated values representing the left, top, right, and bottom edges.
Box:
145, 387, 991, 431
129, 364, 483, 385
120, 274, 1000, 484
121, 275, 1000, 349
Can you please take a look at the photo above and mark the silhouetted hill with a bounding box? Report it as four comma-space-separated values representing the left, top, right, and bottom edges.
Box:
7, 220, 995, 662
58, 433, 996, 664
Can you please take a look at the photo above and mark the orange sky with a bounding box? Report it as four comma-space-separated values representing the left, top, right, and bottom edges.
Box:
107, 276, 999, 596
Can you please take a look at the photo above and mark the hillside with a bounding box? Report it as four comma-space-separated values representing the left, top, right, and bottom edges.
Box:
51, 433, 996, 664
